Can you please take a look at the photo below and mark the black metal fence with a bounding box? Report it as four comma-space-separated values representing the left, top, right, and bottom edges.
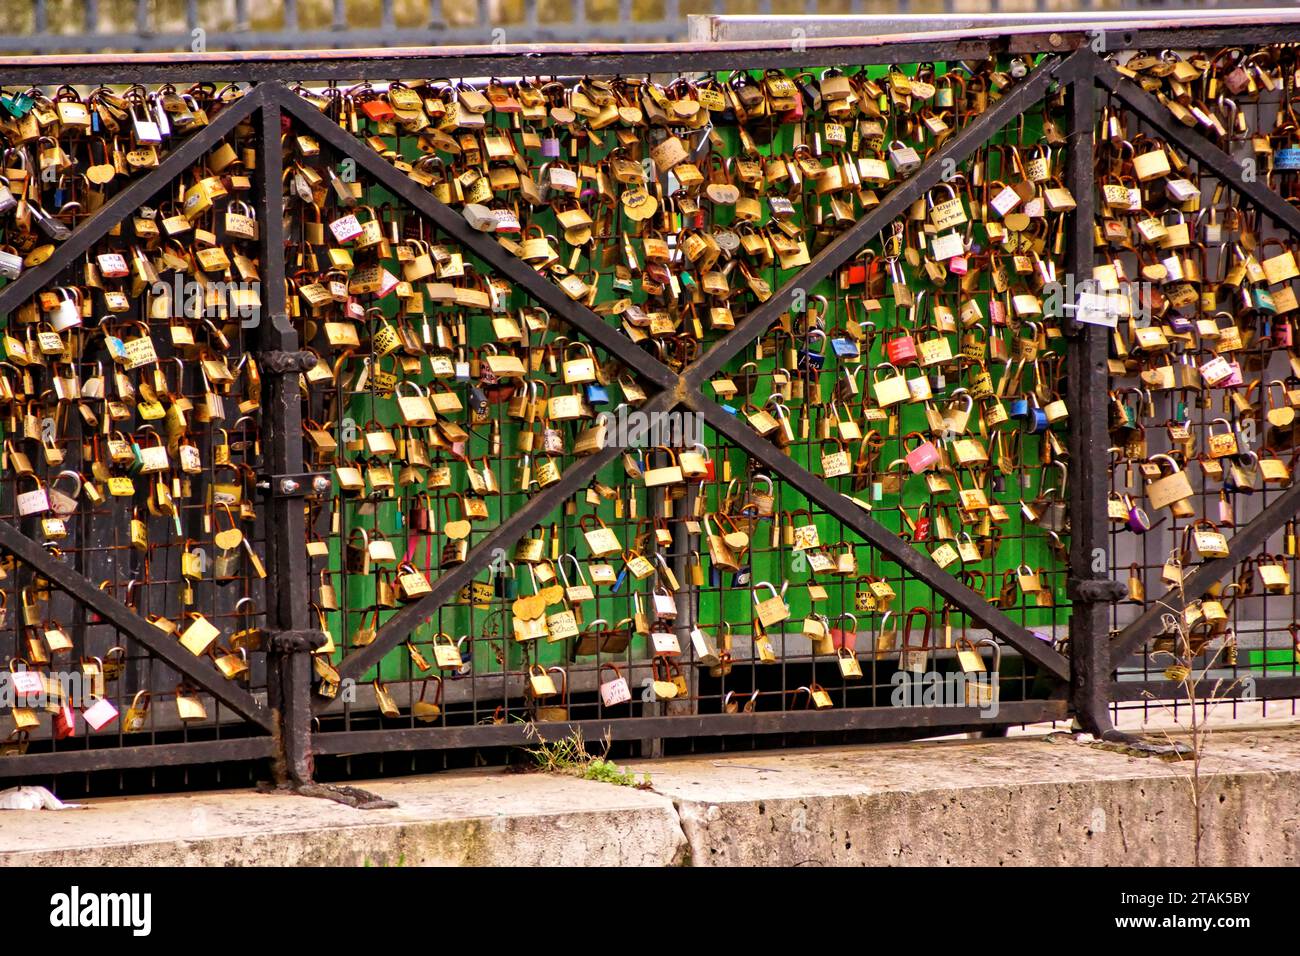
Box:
1, 16, 1299, 793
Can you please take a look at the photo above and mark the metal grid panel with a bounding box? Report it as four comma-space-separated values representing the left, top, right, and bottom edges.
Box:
0, 21, 1298, 790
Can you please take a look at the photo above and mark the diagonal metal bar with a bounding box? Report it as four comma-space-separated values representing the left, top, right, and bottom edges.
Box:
685, 395, 1071, 681
274, 85, 678, 391
0, 520, 273, 729
1096, 56, 1300, 240
1110, 480, 1300, 663
300, 53, 1079, 697
324, 390, 682, 695
682, 50, 1078, 390
0, 84, 266, 319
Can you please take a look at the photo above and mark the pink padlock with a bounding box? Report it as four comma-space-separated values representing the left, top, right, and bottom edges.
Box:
83, 697, 119, 732
831, 612, 858, 651
1275, 317, 1293, 348
1221, 359, 1244, 388
904, 431, 941, 474
599, 663, 632, 707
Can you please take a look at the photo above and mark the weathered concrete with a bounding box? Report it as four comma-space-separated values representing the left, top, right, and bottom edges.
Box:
0, 770, 688, 867
633, 729, 1300, 866
3, 727, 1298, 866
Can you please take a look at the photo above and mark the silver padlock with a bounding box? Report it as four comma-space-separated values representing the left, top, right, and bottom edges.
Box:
0, 248, 20, 280
48, 286, 82, 331
888, 139, 921, 177
652, 586, 677, 620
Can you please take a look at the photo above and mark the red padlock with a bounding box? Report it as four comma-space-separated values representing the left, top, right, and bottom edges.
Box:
53, 703, 77, 739
830, 613, 858, 651
360, 97, 396, 122
912, 504, 931, 542
885, 328, 918, 366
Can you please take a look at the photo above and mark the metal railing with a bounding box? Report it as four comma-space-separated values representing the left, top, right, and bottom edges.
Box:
1, 14, 1298, 793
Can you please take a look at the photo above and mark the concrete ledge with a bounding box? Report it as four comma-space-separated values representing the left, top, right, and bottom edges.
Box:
0, 771, 688, 867
3, 727, 1298, 866
637, 730, 1300, 866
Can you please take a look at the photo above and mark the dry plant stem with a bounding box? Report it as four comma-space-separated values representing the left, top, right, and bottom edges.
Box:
1143, 561, 1244, 867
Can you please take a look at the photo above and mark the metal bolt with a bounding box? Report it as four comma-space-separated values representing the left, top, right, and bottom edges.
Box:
280, 478, 300, 495
312, 475, 331, 493
1049, 32, 1063, 48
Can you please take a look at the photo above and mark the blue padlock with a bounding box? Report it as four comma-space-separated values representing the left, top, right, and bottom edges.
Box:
1026, 407, 1049, 434
2, 92, 32, 118
104, 334, 127, 363
799, 329, 828, 371
584, 382, 609, 406
831, 336, 860, 359
1276, 148, 1300, 171
1008, 397, 1030, 420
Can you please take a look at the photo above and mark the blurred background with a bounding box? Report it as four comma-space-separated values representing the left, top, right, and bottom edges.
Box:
0, 0, 1270, 53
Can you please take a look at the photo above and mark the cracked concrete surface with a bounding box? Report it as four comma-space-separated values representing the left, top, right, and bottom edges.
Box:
3, 727, 1297, 866
628, 727, 1300, 866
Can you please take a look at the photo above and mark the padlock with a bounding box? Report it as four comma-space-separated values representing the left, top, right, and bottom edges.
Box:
212, 502, 244, 579
599, 664, 633, 707
752, 580, 790, 627
652, 585, 678, 621
888, 139, 921, 176
431, 633, 464, 670
650, 657, 679, 701
527, 664, 558, 698
175, 685, 207, 723
407, 676, 443, 723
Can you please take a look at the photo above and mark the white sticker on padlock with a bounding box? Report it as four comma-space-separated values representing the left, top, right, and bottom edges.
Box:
1075, 291, 1120, 328
930, 232, 965, 261
989, 185, 1021, 216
